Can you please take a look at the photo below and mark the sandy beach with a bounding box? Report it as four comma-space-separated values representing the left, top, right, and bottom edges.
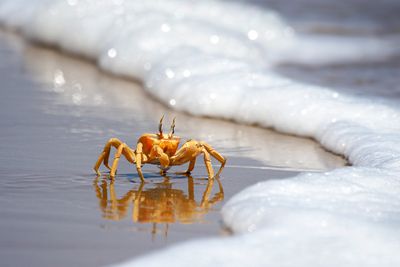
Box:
0, 31, 346, 267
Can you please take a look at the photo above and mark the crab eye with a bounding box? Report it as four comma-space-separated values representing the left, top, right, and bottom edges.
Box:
168, 117, 176, 138
158, 115, 164, 137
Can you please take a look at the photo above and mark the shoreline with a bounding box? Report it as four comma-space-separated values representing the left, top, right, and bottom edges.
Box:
0, 30, 346, 267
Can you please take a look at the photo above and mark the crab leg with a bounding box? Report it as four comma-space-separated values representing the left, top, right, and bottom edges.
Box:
109, 145, 122, 178
94, 153, 106, 176
202, 148, 215, 179
110, 143, 136, 178
186, 158, 196, 173
94, 138, 124, 175
103, 138, 124, 169
135, 142, 146, 182
201, 142, 226, 177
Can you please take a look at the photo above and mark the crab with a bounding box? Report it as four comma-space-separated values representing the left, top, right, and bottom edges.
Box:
94, 116, 226, 181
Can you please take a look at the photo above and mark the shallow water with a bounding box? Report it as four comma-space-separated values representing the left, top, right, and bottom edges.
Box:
0, 31, 345, 267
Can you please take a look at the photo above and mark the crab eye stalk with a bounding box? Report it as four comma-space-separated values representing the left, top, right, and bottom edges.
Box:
169, 117, 176, 138
158, 115, 164, 137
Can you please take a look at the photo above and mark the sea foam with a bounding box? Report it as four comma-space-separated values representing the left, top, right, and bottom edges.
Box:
1, 0, 400, 266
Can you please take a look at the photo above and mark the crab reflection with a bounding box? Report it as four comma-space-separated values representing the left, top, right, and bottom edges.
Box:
93, 174, 224, 233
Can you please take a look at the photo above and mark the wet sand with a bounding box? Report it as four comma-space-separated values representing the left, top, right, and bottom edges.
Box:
0, 31, 345, 267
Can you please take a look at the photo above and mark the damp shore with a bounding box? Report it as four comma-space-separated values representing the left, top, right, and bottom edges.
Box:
0, 31, 346, 267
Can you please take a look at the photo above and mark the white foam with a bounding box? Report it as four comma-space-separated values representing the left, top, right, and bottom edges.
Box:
1, 0, 400, 266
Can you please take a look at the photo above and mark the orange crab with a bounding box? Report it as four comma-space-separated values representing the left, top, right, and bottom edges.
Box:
94, 116, 226, 181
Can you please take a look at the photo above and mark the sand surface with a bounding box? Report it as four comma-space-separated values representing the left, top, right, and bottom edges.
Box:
0, 31, 345, 267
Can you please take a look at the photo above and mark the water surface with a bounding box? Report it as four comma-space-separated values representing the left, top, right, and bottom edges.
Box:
0, 31, 345, 267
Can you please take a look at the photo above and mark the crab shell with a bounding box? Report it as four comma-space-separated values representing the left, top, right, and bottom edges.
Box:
138, 134, 181, 158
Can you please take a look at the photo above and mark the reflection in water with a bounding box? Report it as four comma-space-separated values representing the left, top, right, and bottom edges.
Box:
93, 175, 224, 236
